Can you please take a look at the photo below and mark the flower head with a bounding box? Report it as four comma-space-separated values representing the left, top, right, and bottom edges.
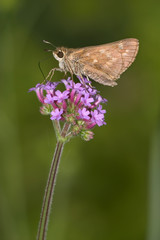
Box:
29, 77, 107, 141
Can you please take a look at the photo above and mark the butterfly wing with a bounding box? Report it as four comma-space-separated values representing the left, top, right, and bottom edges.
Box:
69, 38, 139, 86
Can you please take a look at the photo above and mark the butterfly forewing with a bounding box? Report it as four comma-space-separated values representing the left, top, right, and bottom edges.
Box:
68, 38, 139, 86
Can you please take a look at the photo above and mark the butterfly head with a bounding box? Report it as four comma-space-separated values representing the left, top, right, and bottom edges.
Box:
53, 47, 66, 62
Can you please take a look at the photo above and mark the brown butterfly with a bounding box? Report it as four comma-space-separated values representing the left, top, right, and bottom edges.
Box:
44, 38, 139, 87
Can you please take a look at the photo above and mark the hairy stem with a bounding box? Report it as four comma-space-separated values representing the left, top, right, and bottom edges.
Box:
37, 122, 71, 240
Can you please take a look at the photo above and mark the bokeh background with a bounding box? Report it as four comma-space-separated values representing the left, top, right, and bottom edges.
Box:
0, 0, 160, 239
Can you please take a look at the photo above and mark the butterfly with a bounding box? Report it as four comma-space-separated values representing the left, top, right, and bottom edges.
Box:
44, 38, 139, 87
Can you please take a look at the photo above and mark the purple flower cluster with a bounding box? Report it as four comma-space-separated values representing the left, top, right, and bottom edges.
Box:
29, 77, 107, 140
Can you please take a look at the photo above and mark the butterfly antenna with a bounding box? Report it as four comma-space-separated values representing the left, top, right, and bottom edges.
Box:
43, 40, 57, 49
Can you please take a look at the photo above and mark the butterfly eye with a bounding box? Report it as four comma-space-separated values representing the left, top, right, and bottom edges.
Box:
57, 51, 64, 58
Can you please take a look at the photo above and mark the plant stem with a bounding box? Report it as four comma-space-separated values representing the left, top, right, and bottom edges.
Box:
37, 122, 70, 240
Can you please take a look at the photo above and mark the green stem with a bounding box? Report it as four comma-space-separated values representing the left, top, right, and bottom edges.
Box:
52, 120, 61, 138
37, 122, 70, 240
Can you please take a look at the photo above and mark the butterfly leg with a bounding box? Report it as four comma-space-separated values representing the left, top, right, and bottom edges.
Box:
63, 70, 68, 78
45, 68, 63, 82
81, 75, 94, 90
71, 73, 74, 88
78, 74, 86, 86
86, 76, 94, 88
77, 64, 92, 88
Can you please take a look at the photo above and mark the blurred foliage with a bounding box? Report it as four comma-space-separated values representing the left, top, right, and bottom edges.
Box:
0, 0, 160, 239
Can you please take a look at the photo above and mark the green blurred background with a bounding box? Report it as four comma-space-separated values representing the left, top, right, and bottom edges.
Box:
0, 0, 160, 239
